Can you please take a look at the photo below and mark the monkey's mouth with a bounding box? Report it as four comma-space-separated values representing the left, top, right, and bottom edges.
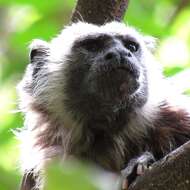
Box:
93, 64, 140, 102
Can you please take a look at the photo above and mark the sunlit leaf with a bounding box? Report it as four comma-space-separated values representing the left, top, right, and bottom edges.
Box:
158, 37, 190, 67
7, 5, 41, 32
44, 161, 99, 190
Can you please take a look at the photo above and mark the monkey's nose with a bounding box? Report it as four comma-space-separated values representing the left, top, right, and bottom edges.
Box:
102, 49, 139, 79
104, 49, 132, 65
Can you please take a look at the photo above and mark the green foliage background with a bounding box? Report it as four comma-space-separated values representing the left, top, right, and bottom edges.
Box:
0, 0, 190, 189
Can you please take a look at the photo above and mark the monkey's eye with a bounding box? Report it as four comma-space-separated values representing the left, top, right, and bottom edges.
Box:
75, 35, 110, 52
81, 38, 103, 52
124, 40, 139, 52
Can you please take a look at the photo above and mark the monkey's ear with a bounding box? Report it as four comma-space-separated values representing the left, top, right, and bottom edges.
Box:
143, 36, 157, 53
29, 39, 49, 63
29, 39, 49, 77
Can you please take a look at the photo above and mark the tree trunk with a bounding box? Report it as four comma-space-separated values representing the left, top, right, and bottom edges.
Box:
71, 0, 129, 25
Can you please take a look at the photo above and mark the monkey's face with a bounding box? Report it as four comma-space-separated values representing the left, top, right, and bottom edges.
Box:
62, 23, 152, 113
18, 22, 160, 124
70, 34, 140, 101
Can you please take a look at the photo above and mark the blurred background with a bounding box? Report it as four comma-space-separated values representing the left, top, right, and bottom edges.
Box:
0, 0, 190, 189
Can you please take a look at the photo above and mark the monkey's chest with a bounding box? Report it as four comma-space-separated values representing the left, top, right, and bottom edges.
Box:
77, 134, 128, 172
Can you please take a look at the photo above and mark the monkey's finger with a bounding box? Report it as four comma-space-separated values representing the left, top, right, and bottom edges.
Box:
122, 179, 128, 190
136, 163, 147, 175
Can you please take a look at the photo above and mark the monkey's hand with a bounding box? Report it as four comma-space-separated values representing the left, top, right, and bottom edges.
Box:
119, 152, 155, 190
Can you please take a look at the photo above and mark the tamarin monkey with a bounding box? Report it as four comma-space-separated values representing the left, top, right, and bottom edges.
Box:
17, 22, 190, 190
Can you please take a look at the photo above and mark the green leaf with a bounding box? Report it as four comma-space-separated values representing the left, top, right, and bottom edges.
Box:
44, 161, 99, 190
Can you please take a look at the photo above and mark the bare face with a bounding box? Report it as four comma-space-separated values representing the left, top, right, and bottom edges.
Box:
63, 33, 148, 114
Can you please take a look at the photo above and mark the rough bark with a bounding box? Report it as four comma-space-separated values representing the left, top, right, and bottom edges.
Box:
129, 141, 190, 190
71, 0, 129, 25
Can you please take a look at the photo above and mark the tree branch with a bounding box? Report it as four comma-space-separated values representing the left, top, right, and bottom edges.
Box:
129, 141, 190, 190
71, 0, 129, 25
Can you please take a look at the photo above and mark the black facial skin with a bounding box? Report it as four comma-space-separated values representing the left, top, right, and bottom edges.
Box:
63, 34, 148, 133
